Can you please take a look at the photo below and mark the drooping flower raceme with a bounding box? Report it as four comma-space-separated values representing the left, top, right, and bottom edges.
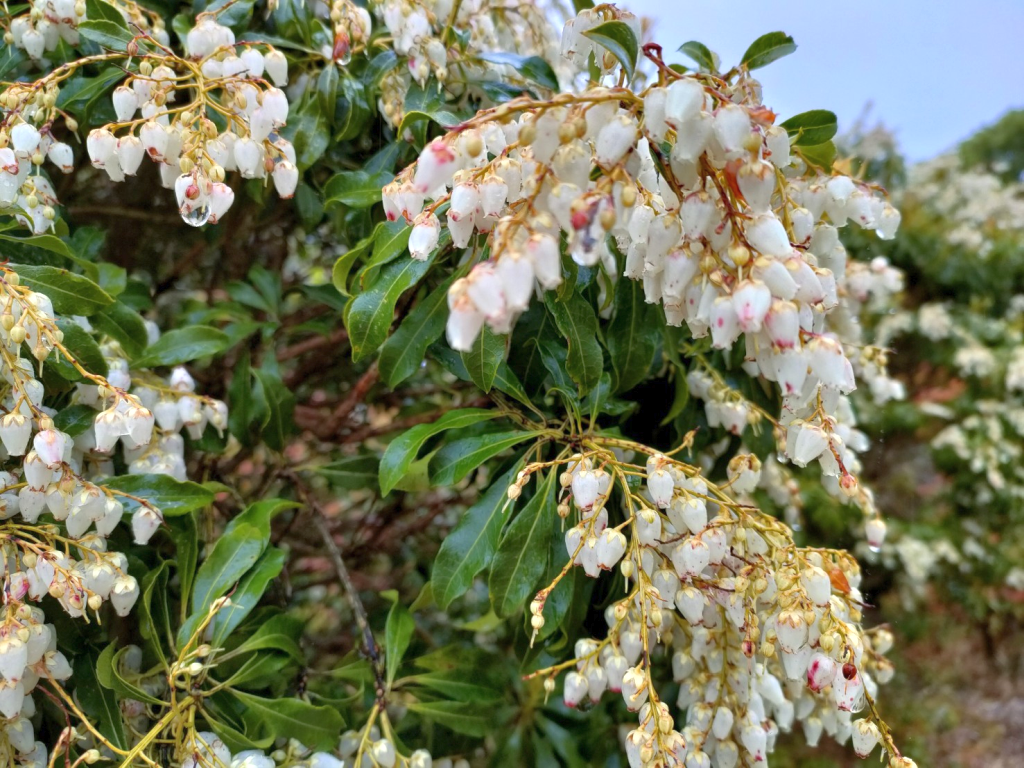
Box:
386, 7, 914, 767
0, 266, 225, 767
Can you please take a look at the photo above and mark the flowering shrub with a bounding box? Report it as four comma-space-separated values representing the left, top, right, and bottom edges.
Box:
0, 0, 920, 766
837, 116, 1024, 645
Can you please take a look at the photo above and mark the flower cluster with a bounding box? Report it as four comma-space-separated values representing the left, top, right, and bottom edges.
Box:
4, 0, 167, 61
515, 440, 907, 768
371, 0, 561, 126
0, 267, 226, 765
1, 15, 296, 231
388, 7, 904, 545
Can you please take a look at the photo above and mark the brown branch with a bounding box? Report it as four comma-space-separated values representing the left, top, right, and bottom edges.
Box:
277, 327, 349, 361
291, 473, 388, 707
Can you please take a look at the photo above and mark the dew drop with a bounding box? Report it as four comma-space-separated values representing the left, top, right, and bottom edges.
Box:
180, 203, 211, 227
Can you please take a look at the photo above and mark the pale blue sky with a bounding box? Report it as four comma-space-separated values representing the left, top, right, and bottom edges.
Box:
627, 0, 1024, 160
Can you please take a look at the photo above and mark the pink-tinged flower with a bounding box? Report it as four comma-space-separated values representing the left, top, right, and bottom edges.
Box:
413, 139, 457, 193
732, 280, 772, 333
33, 429, 68, 469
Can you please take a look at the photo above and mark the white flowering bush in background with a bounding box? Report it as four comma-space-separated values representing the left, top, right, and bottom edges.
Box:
0, 0, 936, 765
831, 111, 1024, 664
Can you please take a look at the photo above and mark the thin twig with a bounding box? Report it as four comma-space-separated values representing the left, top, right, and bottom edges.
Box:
293, 475, 387, 705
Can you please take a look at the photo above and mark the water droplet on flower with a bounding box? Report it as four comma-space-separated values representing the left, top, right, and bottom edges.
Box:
868, 544, 881, 554
181, 204, 211, 227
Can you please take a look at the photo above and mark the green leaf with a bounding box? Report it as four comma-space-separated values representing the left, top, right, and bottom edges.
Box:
10, 264, 113, 315
379, 408, 499, 495
186, 523, 266, 633
91, 301, 149, 357
478, 52, 558, 91
606, 275, 658, 393
210, 547, 287, 647
0, 232, 79, 266
385, 600, 415, 686
461, 326, 505, 393
133, 325, 230, 368
96, 643, 164, 706
379, 275, 455, 387
678, 41, 718, 72
101, 474, 214, 516
229, 691, 343, 750
48, 318, 108, 381
429, 430, 541, 487
780, 109, 838, 147
582, 20, 639, 81
432, 460, 524, 609
252, 367, 295, 451
317, 455, 380, 490
798, 140, 837, 172
332, 226, 377, 298
231, 614, 305, 663
407, 699, 492, 737
285, 97, 330, 170
79, 19, 135, 51
741, 31, 797, 71
139, 561, 171, 666
544, 293, 603, 396
324, 169, 392, 208
488, 471, 556, 617
86, 0, 128, 25
346, 257, 430, 363
225, 498, 298, 540
408, 669, 503, 703
360, 221, 415, 287
54, 404, 97, 437
74, 653, 128, 750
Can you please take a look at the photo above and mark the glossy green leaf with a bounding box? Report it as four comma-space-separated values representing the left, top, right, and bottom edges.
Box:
379, 274, 455, 387
252, 367, 295, 451
678, 41, 718, 72
359, 221, 415, 287
741, 31, 797, 70
478, 52, 558, 90
606, 275, 658, 393
432, 460, 524, 609
210, 547, 287, 646
54, 404, 97, 437
79, 19, 135, 51
47, 318, 108, 381
799, 140, 838, 171
229, 690, 343, 750
10, 264, 113, 315
385, 600, 415, 685
582, 20, 639, 81
408, 669, 502, 703
324, 169, 392, 208
185, 522, 266, 639
488, 471, 556, 617
133, 325, 230, 368
231, 614, 305, 663
91, 301, 149, 357
101, 474, 214, 517
346, 256, 431, 363
407, 700, 491, 737
429, 430, 541, 487
97, 643, 163, 706
74, 653, 128, 750
461, 326, 505, 393
544, 293, 603, 395
780, 109, 838, 147
379, 408, 498, 494
317, 455, 380, 490
332, 230, 376, 298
